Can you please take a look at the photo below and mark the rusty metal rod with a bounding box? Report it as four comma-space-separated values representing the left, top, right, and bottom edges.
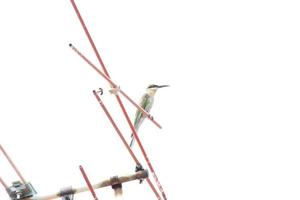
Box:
93, 90, 140, 164
70, 0, 110, 77
79, 165, 99, 200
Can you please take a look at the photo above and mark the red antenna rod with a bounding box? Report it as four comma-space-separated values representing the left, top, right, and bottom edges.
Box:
70, 44, 162, 129
93, 91, 162, 200
146, 178, 161, 200
93, 90, 139, 164
79, 165, 99, 200
0, 144, 26, 184
0, 176, 8, 190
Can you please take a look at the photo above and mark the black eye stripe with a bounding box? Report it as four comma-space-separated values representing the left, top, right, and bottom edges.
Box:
147, 84, 159, 89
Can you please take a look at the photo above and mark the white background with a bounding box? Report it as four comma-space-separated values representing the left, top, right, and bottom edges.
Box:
1, 0, 300, 199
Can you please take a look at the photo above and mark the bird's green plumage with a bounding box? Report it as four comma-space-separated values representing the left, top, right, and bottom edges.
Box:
134, 94, 150, 129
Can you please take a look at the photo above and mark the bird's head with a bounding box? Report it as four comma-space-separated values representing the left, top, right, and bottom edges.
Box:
146, 84, 169, 96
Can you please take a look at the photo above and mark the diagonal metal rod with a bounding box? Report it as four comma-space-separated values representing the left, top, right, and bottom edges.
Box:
93, 91, 162, 200
69, 0, 162, 129
93, 90, 140, 165
0, 144, 26, 184
69, 44, 162, 129
70, 0, 110, 78
146, 178, 161, 200
79, 165, 99, 200
0, 176, 8, 190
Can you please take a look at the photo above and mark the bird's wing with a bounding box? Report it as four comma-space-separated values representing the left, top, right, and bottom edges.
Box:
131, 94, 154, 146
134, 94, 150, 128
144, 95, 154, 113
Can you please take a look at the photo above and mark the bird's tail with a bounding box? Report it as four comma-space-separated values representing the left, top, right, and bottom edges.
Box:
129, 133, 135, 147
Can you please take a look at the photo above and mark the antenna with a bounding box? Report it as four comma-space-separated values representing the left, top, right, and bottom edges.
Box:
0, 1, 169, 199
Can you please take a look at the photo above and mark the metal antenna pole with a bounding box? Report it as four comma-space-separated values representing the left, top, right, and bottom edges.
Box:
0, 144, 26, 184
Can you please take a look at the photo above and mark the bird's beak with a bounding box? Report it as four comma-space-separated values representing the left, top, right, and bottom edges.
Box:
158, 85, 170, 88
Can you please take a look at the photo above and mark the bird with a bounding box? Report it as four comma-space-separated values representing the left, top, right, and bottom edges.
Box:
129, 84, 169, 147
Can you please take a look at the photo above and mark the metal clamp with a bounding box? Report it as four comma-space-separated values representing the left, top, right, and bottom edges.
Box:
135, 164, 145, 184
7, 181, 37, 200
59, 186, 74, 200
110, 176, 122, 196
110, 176, 122, 189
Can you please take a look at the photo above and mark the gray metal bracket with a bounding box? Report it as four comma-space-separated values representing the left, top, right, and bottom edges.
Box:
7, 181, 37, 200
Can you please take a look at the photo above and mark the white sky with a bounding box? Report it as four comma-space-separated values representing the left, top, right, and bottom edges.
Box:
0, 0, 300, 199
